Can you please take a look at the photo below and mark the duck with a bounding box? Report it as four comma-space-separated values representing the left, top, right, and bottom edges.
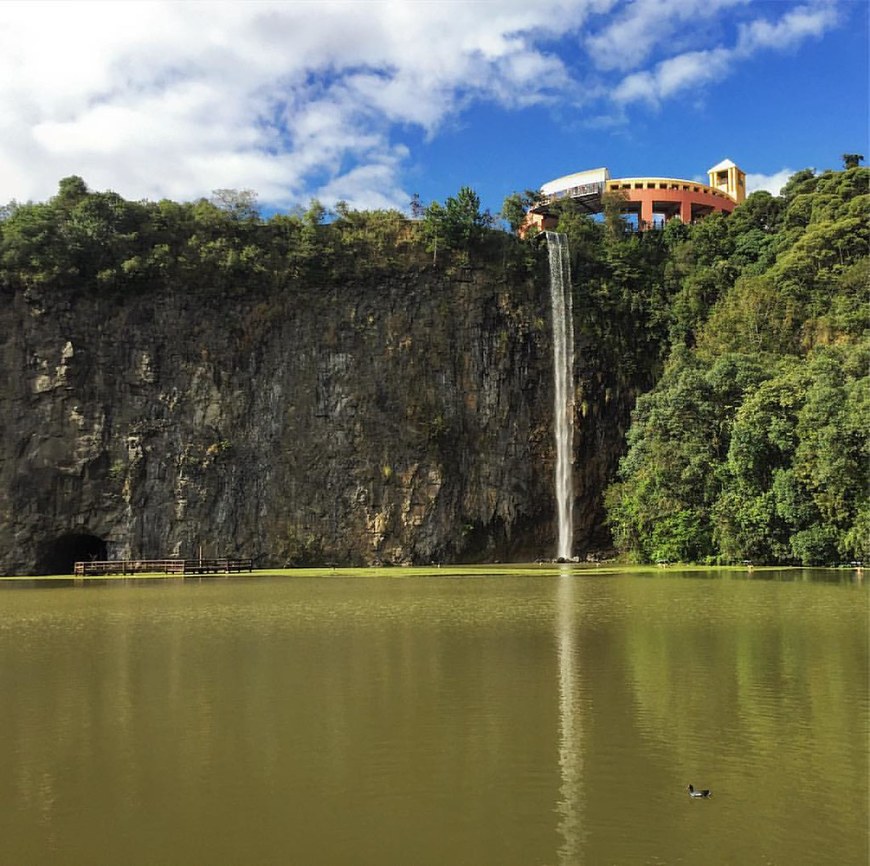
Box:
687, 784, 712, 798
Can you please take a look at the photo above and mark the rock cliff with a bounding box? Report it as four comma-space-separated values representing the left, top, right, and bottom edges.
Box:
0, 259, 628, 574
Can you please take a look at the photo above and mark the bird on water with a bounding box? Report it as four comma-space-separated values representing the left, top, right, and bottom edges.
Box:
687, 784, 712, 798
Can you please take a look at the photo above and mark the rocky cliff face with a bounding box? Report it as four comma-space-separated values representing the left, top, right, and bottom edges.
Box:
0, 261, 629, 574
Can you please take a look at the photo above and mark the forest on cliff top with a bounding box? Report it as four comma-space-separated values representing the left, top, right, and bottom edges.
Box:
0, 164, 867, 566
571, 166, 867, 566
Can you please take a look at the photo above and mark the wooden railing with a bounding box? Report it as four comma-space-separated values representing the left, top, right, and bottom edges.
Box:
73, 558, 254, 576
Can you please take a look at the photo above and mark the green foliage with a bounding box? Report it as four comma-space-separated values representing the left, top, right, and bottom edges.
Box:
0, 179, 436, 297
421, 186, 493, 255
550, 203, 683, 390
55, 175, 90, 211
500, 189, 541, 233
727, 190, 783, 236
328, 203, 413, 276
606, 164, 869, 564
606, 352, 768, 563
601, 189, 631, 240
781, 168, 818, 202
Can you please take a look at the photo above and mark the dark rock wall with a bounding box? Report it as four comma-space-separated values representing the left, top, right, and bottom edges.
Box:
0, 265, 629, 573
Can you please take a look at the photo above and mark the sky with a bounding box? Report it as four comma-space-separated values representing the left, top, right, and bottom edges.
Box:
0, 0, 867, 217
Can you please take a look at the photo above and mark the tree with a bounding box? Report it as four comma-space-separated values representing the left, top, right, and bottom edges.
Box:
500, 189, 541, 233
710, 347, 869, 564
605, 352, 768, 562
409, 193, 425, 220
210, 188, 260, 222
303, 199, 326, 227
53, 176, 90, 212
444, 186, 492, 245
601, 189, 630, 240
710, 361, 805, 562
728, 190, 783, 236
61, 190, 142, 286
841, 153, 864, 169
421, 186, 491, 253
781, 168, 817, 202
606, 163, 869, 563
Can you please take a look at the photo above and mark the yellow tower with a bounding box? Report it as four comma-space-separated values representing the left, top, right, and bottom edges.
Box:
707, 158, 746, 203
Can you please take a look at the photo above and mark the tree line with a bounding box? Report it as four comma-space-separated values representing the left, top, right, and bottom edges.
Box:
0, 178, 506, 300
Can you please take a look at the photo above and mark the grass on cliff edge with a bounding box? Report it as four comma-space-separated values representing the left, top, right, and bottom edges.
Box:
0, 563, 841, 582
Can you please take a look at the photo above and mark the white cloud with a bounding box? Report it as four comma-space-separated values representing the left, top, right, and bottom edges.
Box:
586, 0, 749, 73
0, 0, 602, 209
316, 161, 411, 213
737, 3, 839, 53
746, 169, 796, 196
611, 1, 840, 106
0, 0, 847, 210
613, 48, 733, 104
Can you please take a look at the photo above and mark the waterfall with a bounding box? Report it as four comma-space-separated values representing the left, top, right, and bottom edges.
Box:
546, 231, 575, 561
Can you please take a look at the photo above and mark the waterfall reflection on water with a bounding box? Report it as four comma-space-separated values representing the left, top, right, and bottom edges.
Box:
545, 231, 575, 560
556, 569, 585, 863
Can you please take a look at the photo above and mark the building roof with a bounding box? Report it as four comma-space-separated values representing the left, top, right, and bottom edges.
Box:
540, 167, 609, 197
708, 158, 738, 173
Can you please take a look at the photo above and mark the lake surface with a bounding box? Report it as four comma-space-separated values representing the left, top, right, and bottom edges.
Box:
0, 569, 866, 865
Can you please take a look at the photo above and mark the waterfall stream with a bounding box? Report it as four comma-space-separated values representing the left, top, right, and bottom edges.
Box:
546, 231, 575, 560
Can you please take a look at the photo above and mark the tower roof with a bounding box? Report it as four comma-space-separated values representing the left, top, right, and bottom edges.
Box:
708, 158, 738, 172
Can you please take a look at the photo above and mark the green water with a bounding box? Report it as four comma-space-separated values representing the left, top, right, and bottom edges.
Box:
0, 570, 866, 865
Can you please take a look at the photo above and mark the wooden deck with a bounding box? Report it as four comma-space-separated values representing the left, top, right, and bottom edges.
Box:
73, 558, 254, 577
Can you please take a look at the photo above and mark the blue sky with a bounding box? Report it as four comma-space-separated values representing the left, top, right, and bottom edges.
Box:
1, 0, 866, 217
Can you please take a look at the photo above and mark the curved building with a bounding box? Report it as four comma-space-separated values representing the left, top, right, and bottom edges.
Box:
525, 159, 745, 233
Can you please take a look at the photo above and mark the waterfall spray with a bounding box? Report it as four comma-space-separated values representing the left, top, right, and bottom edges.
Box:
545, 232, 575, 560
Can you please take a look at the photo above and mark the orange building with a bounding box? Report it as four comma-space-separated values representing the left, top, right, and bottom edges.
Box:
524, 159, 746, 233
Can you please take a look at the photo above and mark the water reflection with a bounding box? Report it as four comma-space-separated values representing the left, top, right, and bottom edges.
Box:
555, 569, 585, 863
0, 573, 866, 865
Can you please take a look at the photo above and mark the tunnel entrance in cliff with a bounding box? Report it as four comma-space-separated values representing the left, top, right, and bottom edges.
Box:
36, 534, 107, 575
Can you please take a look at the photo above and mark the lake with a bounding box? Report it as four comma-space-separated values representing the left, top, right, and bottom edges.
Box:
0, 569, 866, 865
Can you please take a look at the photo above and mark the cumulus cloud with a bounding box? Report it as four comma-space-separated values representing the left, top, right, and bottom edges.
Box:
613, 48, 733, 104
0, 0, 600, 209
737, 3, 839, 52
586, 0, 750, 73
612, 1, 839, 106
0, 0, 846, 210
746, 168, 796, 195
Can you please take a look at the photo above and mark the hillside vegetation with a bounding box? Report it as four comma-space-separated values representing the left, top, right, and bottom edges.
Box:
590, 166, 869, 565
0, 181, 510, 301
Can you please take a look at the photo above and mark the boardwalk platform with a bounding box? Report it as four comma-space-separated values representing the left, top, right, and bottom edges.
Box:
73, 558, 254, 577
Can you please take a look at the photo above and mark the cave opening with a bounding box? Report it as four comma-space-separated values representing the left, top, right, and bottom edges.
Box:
36, 533, 107, 575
